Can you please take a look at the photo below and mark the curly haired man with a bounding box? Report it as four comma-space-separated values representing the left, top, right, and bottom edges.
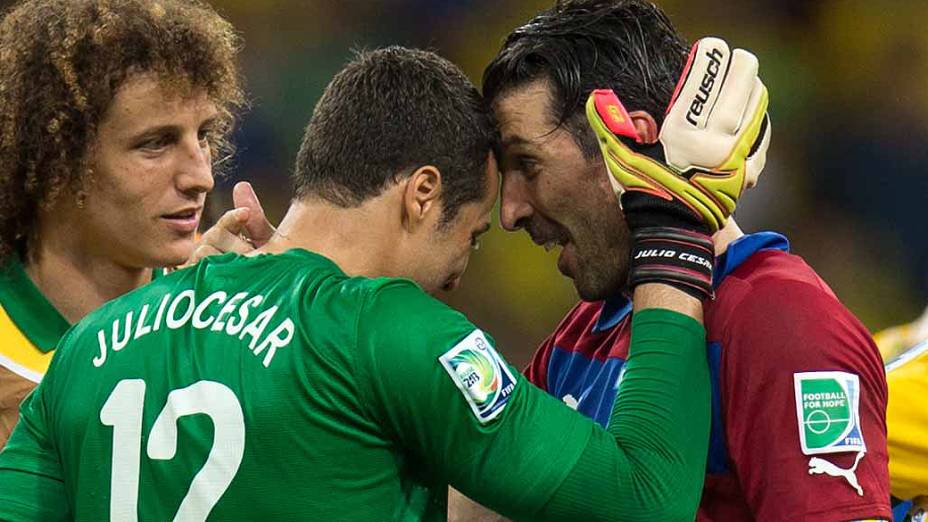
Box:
0, 0, 245, 446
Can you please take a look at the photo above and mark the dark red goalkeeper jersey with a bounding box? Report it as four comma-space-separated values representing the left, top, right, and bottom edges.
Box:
525, 232, 891, 521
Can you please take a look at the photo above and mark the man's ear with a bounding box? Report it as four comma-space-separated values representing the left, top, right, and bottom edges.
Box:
402, 165, 442, 232
627, 110, 659, 145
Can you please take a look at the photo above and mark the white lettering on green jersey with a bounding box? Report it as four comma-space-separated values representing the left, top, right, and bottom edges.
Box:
92, 289, 294, 369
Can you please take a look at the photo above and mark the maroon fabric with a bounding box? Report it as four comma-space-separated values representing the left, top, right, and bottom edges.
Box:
523, 248, 890, 521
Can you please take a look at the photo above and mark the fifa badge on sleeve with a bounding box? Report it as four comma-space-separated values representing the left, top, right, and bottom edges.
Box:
439, 329, 517, 424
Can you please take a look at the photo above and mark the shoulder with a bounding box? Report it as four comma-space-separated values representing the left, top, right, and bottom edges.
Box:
710, 249, 880, 370
355, 277, 473, 339
711, 249, 849, 332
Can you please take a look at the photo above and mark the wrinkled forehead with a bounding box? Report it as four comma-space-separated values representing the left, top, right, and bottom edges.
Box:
492, 81, 559, 142
492, 80, 583, 159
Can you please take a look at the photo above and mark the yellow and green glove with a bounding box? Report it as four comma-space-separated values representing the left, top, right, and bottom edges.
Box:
587, 37, 770, 299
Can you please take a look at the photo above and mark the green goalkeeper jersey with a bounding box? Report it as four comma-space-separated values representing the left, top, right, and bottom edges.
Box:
0, 249, 711, 521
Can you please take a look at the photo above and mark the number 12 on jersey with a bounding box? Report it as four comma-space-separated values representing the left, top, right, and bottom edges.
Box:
100, 379, 245, 522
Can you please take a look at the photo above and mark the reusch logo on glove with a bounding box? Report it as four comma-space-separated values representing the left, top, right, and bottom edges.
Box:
685, 47, 725, 128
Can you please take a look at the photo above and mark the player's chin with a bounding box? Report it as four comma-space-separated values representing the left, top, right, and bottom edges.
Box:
151, 237, 197, 268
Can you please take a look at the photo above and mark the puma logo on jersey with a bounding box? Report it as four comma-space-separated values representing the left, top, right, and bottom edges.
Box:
807, 451, 865, 496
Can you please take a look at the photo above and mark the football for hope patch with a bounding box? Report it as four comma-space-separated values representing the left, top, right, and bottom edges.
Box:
439, 329, 517, 424
794, 371, 865, 455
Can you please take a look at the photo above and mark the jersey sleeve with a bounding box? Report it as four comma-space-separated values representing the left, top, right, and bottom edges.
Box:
355, 280, 711, 520
884, 347, 928, 500
354, 280, 591, 517
0, 375, 68, 521
720, 278, 891, 521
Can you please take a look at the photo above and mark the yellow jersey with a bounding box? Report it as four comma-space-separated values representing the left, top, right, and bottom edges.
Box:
0, 257, 68, 447
875, 310, 928, 507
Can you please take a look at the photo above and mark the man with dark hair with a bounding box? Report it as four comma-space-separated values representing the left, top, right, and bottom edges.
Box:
0, 0, 245, 447
0, 44, 765, 520
458, 0, 890, 520
293, 47, 496, 233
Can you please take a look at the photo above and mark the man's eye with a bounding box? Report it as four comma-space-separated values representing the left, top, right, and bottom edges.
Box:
139, 136, 171, 150
518, 156, 540, 175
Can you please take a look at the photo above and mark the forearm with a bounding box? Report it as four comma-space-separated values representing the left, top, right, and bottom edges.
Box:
633, 282, 703, 322
0, 468, 68, 521
538, 309, 710, 520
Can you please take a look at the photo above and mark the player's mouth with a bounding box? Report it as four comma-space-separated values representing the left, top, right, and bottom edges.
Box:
527, 217, 570, 253
161, 207, 202, 234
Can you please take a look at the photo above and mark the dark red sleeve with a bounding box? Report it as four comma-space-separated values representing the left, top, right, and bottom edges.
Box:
522, 333, 554, 391
719, 278, 891, 522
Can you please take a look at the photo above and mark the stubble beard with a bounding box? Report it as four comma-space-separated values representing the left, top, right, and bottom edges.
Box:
571, 207, 631, 302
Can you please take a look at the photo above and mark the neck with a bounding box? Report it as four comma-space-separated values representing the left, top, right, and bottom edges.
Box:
713, 218, 744, 257
256, 196, 402, 278
24, 236, 152, 324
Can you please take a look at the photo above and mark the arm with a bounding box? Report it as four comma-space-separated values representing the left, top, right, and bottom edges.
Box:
0, 379, 69, 521
358, 281, 709, 521
720, 278, 891, 521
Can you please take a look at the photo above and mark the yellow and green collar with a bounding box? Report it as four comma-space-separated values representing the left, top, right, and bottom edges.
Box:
0, 256, 70, 352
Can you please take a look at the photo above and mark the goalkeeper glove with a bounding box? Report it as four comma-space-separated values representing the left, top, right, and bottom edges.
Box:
586, 37, 771, 299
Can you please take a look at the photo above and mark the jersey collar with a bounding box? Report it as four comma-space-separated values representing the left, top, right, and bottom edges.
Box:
0, 256, 70, 352
713, 231, 790, 288
593, 294, 633, 333
592, 231, 790, 334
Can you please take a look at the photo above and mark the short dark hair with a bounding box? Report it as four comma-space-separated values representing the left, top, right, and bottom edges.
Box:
482, 0, 688, 158
294, 46, 499, 226
0, 0, 244, 262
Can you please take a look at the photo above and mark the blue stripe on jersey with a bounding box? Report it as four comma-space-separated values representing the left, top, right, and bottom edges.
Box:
547, 347, 625, 426
706, 341, 729, 474
713, 231, 790, 288
592, 295, 632, 334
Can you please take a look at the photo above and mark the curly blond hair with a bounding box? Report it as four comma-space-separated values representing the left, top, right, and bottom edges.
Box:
0, 0, 246, 261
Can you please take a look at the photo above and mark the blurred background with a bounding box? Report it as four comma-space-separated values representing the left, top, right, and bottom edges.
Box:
210, 0, 928, 365
31, 0, 928, 365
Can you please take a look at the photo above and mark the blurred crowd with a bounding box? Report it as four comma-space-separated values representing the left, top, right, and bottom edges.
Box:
9, 0, 927, 365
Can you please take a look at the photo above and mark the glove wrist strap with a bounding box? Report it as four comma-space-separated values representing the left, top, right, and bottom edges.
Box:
628, 227, 715, 300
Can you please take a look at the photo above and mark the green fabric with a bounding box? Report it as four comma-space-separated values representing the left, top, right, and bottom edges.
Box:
0, 256, 69, 351
539, 309, 711, 521
0, 250, 587, 521
0, 357, 68, 521
356, 282, 592, 520
0, 250, 709, 521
